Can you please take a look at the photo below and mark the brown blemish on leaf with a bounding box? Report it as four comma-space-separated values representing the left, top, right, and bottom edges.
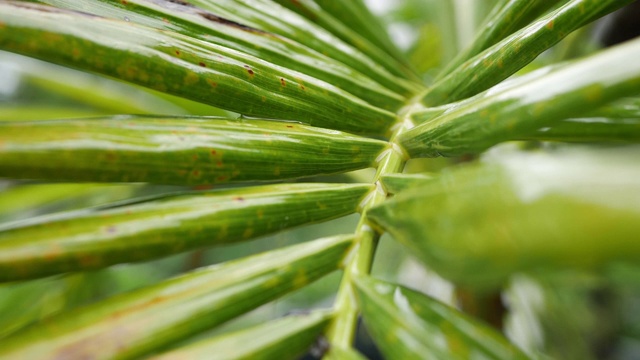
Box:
210, 149, 217, 155
216, 175, 228, 181
546, 20, 554, 30
280, 77, 286, 86
244, 65, 255, 76
198, 12, 270, 36
216, 161, 223, 167
234, 196, 245, 202
175, 50, 181, 56
199, 62, 206, 67
207, 79, 218, 87
192, 169, 201, 177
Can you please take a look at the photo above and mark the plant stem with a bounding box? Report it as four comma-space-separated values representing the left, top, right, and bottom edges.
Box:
325, 96, 425, 350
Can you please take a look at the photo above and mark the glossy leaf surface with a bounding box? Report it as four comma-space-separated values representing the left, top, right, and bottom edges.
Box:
0, 2, 395, 135
0, 183, 370, 281
0, 117, 386, 185
0, 235, 353, 359
32, 0, 407, 111
422, 0, 632, 105
187, 0, 421, 95
354, 276, 530, 360
369, 146, 640, 288
152, 311, 331, 360
401, 38, 640, 157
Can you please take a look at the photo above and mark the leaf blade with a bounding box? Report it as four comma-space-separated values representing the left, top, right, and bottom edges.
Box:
0, 117, 387, 185
354, 276, 531, 360
0, 183, 371, 281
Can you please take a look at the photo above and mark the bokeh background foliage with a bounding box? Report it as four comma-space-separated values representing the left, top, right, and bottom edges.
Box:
0, 0, 640, 359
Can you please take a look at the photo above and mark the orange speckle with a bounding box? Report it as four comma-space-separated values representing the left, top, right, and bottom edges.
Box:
192, 154, 199, 160
546, 21, 554, 30
234, 197, 245, 202
244, 65, 254, 76
210, 149, 217, 155
217, 175, 228, 181
286, 125, 293, 128
280, 78, 286, 86
192, 170, 201, 177
199, 62, 206, 67
299, 84, 306, 91
216, 161, 223, 167
207, 79, 218, 87
175, 50, 181, 56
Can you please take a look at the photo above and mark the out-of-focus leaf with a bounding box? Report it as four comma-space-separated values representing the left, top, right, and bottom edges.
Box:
0, 183, 141, 223
0, 235, 353, 359
0, 2, 395, 135
401, 38, 640, 157
354, 276, 531, 360
0, 183, 371, 281
368, 146, 640, 289
380, 173, 434, 195
438, 0, 564, 78
0, 117, 386, 185
422, 0, 633, 106
33, 0, 408, 111
152, 310, 331, 360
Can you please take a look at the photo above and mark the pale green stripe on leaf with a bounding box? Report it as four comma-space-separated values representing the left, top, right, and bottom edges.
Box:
0, 117, 387, 185
0, 183, 371, 281
354, 276, 531, 360
0, 2, 395, 135
0, 235, 353, 360
33, 0, 407, 111
401, 37, 640, 158
152, 311, 332, 360
422, 0, 633, 106
368, 146, 640, 289
324, 346, 368, 360
438, 0, 564, 78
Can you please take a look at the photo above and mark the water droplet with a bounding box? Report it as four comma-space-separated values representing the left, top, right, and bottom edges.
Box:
124, 16, 130, 22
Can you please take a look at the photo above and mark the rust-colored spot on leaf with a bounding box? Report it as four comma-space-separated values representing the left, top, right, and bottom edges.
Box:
192, 154, 199, 160
234, 196, 245, 202
299, 84, 306, 91
199, 62, 206, 67
175, 50, 181, 56
546, 20, 554, 30
286, 125, 293, 128
192, 169, 201, 177
280, 77, 286, 86
244, 65, 255, 76
207, 79, 218, 87
121, 0, 128, 5
210, 149, 217, 155
217, 175, 228, 181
